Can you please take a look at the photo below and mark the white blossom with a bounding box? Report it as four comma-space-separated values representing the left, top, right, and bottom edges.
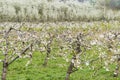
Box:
108, 32, 115, 39
17, 53, 22, 58
66, 58, 69, 62
85, 61, 89, 66
71, 59, 74, 63
105, 68, 110, 71
99, 34, 104, 38
25, 60, 32, 67
110, 56, 117, 62
90, 40, 97, 45
0, 59, 2, 62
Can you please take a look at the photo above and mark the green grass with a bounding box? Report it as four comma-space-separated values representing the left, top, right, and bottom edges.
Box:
0, 51, 119, 80
0, 51, 68, 80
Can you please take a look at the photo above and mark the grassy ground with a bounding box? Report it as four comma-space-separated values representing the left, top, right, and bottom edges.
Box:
0, 51, 119, 80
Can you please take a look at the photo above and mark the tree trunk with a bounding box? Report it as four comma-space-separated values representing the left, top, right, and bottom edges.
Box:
65, 58, 75, 80
43, 51, 50, 67
43, 55, 49, 66
113, 58, 120, 77
43, 47, 51, 67
1, 61, 8, 80
65, 73, 70, 80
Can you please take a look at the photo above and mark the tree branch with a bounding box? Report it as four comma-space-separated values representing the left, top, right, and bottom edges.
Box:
8, 43, 33, 65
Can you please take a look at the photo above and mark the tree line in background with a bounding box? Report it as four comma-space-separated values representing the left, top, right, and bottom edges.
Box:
0, 0, 120, 22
